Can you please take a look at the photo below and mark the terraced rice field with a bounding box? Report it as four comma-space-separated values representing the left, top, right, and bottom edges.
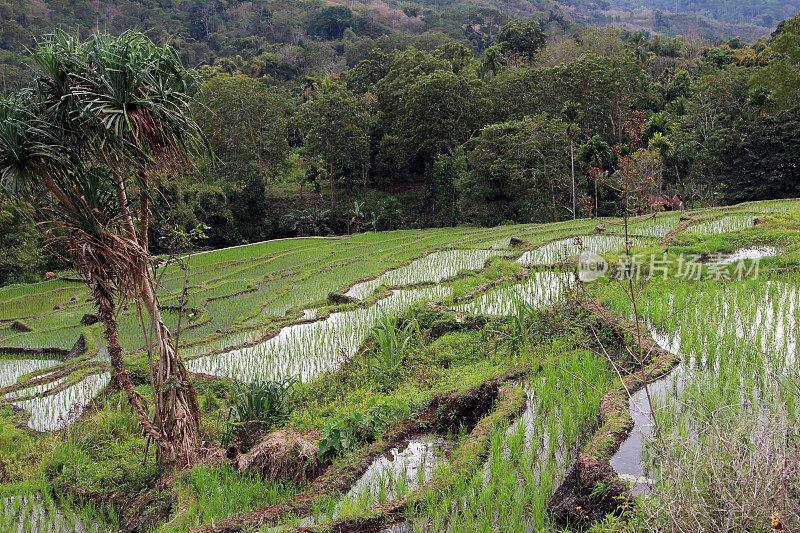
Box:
0, 199, 795, 430
2, 198, 800, 532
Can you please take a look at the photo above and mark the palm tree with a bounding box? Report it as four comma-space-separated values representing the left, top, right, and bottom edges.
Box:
648, 132, 675, 195
626, 32, 649, 64
578, 135, 611, 216
1, 31, 208, 463
347, 201, 366, 233
747, 86, 774, 118
643, 112, 673, 142
561, 101, 582, 219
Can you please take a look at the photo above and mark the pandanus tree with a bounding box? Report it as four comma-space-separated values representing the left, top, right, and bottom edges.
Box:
0, 32, 208, 464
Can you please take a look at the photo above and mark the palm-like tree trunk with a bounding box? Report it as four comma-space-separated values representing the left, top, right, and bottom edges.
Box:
595, 178, 599, 218
91, 270, 165, 446
112, 170, 199, 463
136, 269, 200, 462
329, 158, 336, 211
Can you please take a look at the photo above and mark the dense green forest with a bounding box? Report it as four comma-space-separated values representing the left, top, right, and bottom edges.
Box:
2, 1, 800, 285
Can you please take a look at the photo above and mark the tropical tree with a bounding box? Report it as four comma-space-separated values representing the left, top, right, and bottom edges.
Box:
461, 115, 568, 225
0, 32, 207, 463
429, 149, 466, 226
643, 111, 673, 142
626, 32, 649, 64
0, 198, 47, 284
396, 70, 487, 172
579, 135, 612, 215
561, 101, 582, 219
648, 132, 675, 195
496, 18, 546, 61
746, 86, 775, 118
198, 74, 293, 185
296, 77, 369, 210
721, 107, 800, 203
755, 13, 800, 109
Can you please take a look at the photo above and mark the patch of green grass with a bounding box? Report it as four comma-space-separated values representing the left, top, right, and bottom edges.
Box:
164, 464, 305, 532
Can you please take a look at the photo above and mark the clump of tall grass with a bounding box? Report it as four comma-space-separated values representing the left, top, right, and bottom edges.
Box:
370, 311, 421, 378
488, 293, 534, 355
180, 464, 304, 529
223, 376, 297, 446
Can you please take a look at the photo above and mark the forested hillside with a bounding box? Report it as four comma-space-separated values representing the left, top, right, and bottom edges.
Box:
605, 0, 800, 28
0, 0, 791, 92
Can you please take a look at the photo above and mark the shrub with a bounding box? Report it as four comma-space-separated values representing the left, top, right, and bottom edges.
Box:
316, 397, 411, 461
640, 383, 800, 531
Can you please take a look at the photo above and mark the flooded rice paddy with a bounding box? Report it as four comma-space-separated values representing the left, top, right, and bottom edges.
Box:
686, 214, 753, 235
335, 435, 454, 517
453, 272, 574, 315
609, 278, 800, 492
718, 246, 778, 263
188, 286, 450, 382
344, 250, 506, 301
0, 358, 59, 389
517, 236, 641, 265
11, 372, 110, 431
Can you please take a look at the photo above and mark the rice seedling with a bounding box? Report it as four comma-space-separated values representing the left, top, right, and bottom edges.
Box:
380, 250, 503, 286
343, 278, 380, 300
1, 197, 795, 441
182, 463, 305, 529
603, 273, 800, 501
685, 214, 753, 235
0, 486, 118, 533
453, 272, 574, 316
747, 199, 800, 213
623, 214, 681, 237
517, 236, 643, 265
